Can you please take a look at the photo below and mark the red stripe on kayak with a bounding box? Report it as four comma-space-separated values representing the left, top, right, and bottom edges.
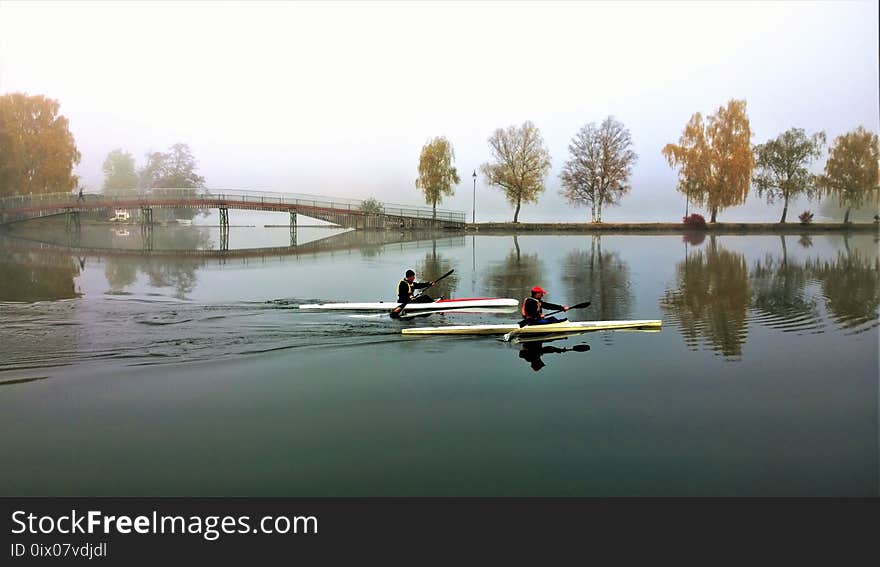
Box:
434, 298, 502, 303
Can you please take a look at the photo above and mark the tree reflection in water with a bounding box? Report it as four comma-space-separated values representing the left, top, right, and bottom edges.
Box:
750, 235, 822, 334
562, 235, 633, 344
415, 240, 458, 300
103, 227, 213, 299
662, 234, 879, 357
0, 248, 80, 301
661, 235, 751, 358
807, 249, 879, 334
484, 236, 544, 301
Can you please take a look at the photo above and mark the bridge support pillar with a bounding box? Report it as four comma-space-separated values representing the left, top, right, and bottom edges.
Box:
142, 228, 153, 251
289, 210, 297, 245
218, 207, 230, 251
140, 207, 153, 227
220, 226, 229, 251
65, 210, 80, 232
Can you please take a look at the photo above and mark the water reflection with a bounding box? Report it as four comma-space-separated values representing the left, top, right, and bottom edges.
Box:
750, 237, 822, 334
105, 258, 138, 292
140, 258, 200, 299
484, 236, 544, 300
2, 227, 877, 360
682, 231, 706, 246
0, 246, 81, 301
662, 234, 879, 356
807, 250, 880, 334
516, 336, 591, 372
415, 240, 459, 300
0, 228, 467, 301
661, 235, 751, 357
563, 235, 633, 321
797, 234, 813, 249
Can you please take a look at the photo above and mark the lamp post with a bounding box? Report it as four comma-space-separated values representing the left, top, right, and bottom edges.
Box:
472, 170, 477, 224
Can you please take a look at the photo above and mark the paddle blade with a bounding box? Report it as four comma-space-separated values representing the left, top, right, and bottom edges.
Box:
570, 301, 591, 310
572, 344, 591, 352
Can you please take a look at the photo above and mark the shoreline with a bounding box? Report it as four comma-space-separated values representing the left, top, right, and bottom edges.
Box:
464, 222, 879, 233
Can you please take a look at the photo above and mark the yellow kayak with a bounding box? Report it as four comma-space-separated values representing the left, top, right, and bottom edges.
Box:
401, 319, 662, 335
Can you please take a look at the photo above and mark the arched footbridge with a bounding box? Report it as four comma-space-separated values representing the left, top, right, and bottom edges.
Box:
0, 189, 467, 229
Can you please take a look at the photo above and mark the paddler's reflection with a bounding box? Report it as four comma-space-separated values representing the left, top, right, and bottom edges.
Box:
518, 341, 590, 372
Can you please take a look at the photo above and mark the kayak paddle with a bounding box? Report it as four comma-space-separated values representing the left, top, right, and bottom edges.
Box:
503, 300, 591, 342
517, 300, 591, 328
390, 269, 454, 319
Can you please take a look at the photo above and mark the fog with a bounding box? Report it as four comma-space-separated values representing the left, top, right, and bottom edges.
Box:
1, 1, 877, 222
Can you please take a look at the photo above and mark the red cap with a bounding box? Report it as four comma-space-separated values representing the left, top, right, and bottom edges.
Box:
531, 286, 547, 294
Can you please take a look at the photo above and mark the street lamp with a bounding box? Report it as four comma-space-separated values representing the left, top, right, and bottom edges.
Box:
472, 170, 477, 224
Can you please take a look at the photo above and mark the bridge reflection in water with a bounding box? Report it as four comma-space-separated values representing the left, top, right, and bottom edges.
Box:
0, 226, 466, 301
0, 227, 466, 265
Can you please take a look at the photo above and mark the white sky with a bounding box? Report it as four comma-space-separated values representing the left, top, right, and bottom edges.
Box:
1, 0, 878, 221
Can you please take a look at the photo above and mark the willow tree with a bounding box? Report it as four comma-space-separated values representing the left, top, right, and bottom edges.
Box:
481, 121, 552, 223
663, 99, 754, 223
415, 136, 460, 221
753, 128, 826, 223
0, 92, 80, 197
818, 126, 879, 223
559, 116, 637, 222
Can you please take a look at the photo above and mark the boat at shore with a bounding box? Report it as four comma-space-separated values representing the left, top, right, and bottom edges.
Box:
299, 297, 519, 314
401, 319, 662, 335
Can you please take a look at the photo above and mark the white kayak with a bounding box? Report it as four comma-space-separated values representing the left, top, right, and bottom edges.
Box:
401, 319, 662, 335
299, 297, 519, 313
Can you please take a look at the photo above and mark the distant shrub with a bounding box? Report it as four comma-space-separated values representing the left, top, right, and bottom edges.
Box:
682, 213, 707, 227
359, 197, 383, 215
799, 211, 814, 225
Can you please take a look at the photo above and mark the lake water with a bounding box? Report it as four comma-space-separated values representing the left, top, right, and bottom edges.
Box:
0, 225, 877, 496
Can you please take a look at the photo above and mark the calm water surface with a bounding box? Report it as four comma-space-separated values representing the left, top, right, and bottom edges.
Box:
0, 225, 877, 496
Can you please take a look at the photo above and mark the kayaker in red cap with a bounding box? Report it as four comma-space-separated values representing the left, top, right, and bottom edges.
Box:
521, 286, 569, 325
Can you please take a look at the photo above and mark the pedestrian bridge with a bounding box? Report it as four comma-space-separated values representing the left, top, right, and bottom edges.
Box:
0, 189, 467, 229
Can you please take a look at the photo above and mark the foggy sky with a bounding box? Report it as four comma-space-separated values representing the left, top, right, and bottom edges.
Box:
1, 0, 877, 222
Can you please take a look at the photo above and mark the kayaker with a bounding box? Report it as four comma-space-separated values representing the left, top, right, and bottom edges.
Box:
521, 286, 569, 325
397, 269, 435, 304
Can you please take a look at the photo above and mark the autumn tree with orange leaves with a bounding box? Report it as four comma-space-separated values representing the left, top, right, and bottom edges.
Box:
663, 99, 754, 223
0, 93, 81, 198
415, 136, 460, 222
818, 126, 879, 223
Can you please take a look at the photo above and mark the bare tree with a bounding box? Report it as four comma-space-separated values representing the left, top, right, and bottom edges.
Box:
480, 121, 551, 223
559, 117, 637, 222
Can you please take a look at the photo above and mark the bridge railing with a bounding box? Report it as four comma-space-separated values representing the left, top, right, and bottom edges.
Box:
0, 189, 467, 223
